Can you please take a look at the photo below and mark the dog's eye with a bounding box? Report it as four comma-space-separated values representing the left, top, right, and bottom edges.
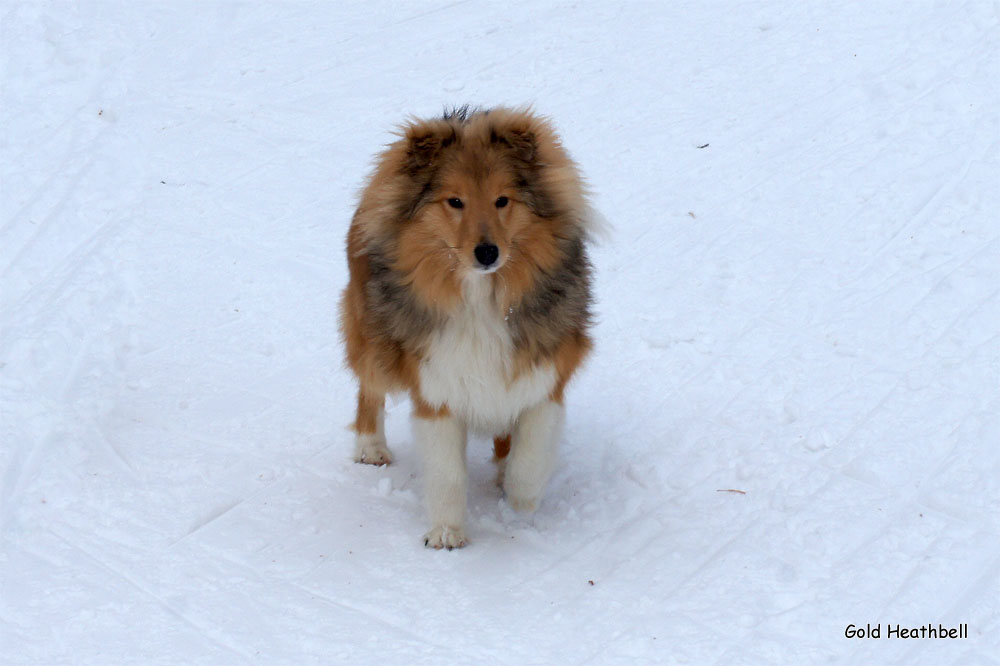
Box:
447, 198, 464, 209
495, 196, 509, 208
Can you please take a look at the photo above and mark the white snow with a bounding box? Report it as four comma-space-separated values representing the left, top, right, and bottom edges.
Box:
2, 2, 998, 664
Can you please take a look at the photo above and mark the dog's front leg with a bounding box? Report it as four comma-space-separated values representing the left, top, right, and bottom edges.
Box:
414, 404, 468, 549
504, 400, 565, 513
353, 390, 391, 465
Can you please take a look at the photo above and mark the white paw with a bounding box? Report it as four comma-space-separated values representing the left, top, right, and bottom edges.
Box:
423, 525, 467, 550
354, 434, 392, 466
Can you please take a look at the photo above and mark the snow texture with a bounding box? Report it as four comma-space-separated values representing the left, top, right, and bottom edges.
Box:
2, 2, 998, 664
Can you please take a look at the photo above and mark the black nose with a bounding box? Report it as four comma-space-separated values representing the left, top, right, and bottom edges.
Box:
474, 243, 499, 267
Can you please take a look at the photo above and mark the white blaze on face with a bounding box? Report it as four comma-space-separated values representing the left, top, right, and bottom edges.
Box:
418, 273, 556, 434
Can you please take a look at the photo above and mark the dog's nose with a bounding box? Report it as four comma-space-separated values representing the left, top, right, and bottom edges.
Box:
474, 243, 499, 268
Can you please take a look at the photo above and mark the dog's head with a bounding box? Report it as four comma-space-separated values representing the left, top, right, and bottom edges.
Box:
360, 107, 588, 308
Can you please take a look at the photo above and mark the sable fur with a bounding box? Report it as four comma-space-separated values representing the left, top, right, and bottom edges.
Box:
341, 106, 592, 396
339, 106, 594, 547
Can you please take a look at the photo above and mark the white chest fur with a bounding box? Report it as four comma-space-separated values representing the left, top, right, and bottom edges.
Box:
418, 276, 556, 435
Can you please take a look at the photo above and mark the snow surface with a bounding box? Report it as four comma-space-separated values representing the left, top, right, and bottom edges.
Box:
2, 2, 998, 664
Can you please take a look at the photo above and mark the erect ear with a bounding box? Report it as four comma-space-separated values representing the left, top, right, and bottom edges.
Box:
490, 123, 537, 164
403, 122, 455, 175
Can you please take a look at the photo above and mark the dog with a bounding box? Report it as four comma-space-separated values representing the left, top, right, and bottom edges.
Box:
339, 106, 594, 549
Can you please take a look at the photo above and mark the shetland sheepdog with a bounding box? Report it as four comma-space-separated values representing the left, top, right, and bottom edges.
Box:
340, 106, 594, 549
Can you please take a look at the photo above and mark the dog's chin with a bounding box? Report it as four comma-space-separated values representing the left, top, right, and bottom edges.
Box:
467, 260, 505, 276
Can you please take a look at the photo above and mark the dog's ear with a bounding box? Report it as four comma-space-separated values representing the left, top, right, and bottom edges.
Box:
490, 123, 537, 164
403, 123, 455, 175
394, 122, 454, 220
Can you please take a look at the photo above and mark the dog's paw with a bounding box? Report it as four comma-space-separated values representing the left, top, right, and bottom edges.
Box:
504, 493, 538, 514
423, 525, 467, 550
354, 435, 393, 466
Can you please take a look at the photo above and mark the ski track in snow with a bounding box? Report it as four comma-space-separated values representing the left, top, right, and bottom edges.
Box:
2, 2, 998, 664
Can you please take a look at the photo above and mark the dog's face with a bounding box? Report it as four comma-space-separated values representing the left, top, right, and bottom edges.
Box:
374, 108, 584, 310
395, 114, 547, 278
430, 148, 534, 275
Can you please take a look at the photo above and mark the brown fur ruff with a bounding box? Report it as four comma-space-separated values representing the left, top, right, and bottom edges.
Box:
340, 106, 593, 426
